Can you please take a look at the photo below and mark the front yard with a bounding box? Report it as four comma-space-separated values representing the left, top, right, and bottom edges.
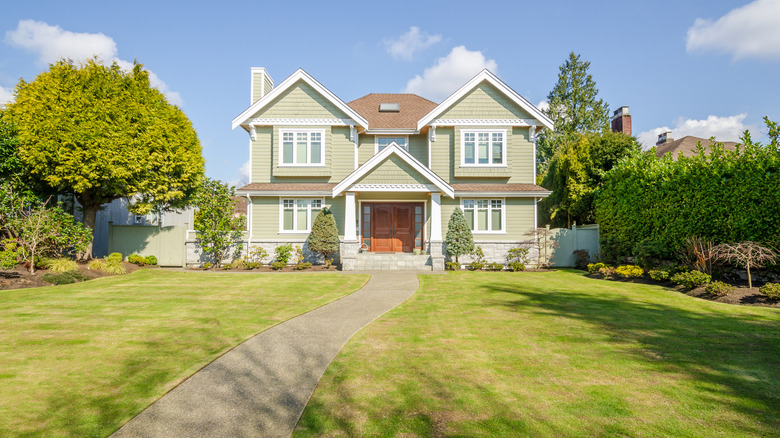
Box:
0, 270, 369, 437
296, 270, 780, 437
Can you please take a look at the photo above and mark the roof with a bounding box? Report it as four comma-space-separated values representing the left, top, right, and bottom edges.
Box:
452, 184, 552, 197
237, 183, 336, 194
654, 136, 740, 158
348, 93, 438, 130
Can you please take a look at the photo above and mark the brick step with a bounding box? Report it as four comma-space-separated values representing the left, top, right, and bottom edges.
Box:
354, 253, 433, 271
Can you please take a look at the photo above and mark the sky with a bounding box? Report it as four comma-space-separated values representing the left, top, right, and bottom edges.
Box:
1, 0, 779, 186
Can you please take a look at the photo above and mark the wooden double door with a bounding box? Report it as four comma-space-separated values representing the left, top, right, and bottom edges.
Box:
366, 203, 423, 253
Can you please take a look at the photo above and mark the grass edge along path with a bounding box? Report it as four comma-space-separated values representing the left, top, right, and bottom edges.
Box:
295, 269, 780, 437
0, 269, 369, 438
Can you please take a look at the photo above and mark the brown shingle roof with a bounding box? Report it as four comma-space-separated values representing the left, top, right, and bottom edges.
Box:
452, 184, 551, 193
654, 136, 740, 158
238, 183, 336, 193
348, 93, 438, 130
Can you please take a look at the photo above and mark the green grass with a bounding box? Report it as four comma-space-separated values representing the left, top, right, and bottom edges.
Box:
295, 270, 780, 437
0, 269, 368, 437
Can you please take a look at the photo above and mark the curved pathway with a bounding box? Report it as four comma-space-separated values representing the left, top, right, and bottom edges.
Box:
111, 271, 421, 438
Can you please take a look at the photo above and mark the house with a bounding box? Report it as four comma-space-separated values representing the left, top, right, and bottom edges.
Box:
231, 68, 553, 270
654, 132, 740, 158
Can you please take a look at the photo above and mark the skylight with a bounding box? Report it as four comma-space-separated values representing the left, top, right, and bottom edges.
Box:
378, 103, 400, 112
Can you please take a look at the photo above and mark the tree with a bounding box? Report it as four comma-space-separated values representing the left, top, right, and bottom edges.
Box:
536, 52, 610, 176
444, 208, 474, 263
3, 58, 204, 258
307, 207, 340, 263
714, 242, 779, 289
193, 178, 245, 270
539, 131, 640, 227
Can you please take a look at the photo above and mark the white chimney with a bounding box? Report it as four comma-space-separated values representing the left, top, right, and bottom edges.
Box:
250, 67, 274, 104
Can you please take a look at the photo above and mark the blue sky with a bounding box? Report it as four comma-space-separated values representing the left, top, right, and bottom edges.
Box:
1, 0, 779, 185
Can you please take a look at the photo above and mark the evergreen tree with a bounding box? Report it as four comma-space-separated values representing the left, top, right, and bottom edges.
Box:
537, 52, 610, 177
444, 208, 474, 263
308, 207, 340, 263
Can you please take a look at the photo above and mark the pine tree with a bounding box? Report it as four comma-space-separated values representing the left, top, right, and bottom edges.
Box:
308, 207, 340, 263
444, 208, 474, 263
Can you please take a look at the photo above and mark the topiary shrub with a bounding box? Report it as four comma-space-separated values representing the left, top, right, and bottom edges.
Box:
445, 262, 460, 271
573, 249, 590, 270
587, 262, 606, 274
144, 255, 158, 265
47, 258, 79, 273
648, 269, 670, 281
615, 265, 644, 279
507, 262, 526, 272
127, 254, 146, 266
445, 208, 474, 264
294, 262, 313, 270
271, 260, 286, 270
107, 252, 123, 263
671, 270, 711, 289
759, 282, 780, 299
705, 281, 733, 298
486, 262, 504, 271
307, 207, 340, 264
42, 270, 88, 285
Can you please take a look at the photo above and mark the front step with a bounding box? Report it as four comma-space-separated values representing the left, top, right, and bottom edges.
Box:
354, 253, 433, 271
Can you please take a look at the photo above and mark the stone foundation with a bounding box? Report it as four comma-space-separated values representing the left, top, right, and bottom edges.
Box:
445, 240, 537, 266
185, 239, 341, 267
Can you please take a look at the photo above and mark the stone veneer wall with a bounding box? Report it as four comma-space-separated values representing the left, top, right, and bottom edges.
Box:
445, 240, 538, 266
185, 239, 341, 267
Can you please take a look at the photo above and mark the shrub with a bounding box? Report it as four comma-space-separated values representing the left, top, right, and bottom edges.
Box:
271, 261, 286, 270
107, 252, 123, 263
445, 261, 460, 271
587, 262, 606, 274
759, 282, 780, 300
295, 262, 313, 270
671, 270, 711, 289
705, 281, 733, 298
506, 247, 529, 265
47, 258, 79, 273
245, 262, 262, 269
615, 265, 644, 279
486, 262, 504, 271
633, 239, 670, 269
598, 266, 616, 278
246, 246, 269, 264
292, 245, 304, 265
648, 269, 670, 281
573, 249, 590, 270
102, 262, 126, 275
274, 244, 293, 265
0, 239, 20, 270
468, 247, 486, 271
307, 207, 340, 262
42, 270, 88, 285
87, 259, 107, 271
202, 262, 212, 269
444, 208, 474, 263
507, 262, 526, 272
127, 254, 146, 266
324, 258, 334, 268
144, 255, 158, 265
230, 258, 247, 270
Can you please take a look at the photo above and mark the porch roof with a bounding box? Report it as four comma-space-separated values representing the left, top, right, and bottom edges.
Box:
237, 183, 336, 196
452, 183, 552, 197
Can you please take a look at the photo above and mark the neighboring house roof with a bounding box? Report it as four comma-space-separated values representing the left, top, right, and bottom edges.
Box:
333, 142, 454, 198
232, 69, 369, 130
655, 136, 740, 158
348, 93, 438, 131
452, 184, 552, 197
237, 183, 336, 195
417, 69, 554, 131
231, 196, 247, 216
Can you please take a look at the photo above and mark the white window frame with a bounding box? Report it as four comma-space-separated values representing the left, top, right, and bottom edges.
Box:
279, 198, 324, 233
278, 129, 326, 166
374, 135, 409, 154
460, 129, 507, 167
460, 198, 506, 234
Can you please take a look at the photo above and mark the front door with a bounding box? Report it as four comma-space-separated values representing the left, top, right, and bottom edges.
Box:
367, 203, 418, 252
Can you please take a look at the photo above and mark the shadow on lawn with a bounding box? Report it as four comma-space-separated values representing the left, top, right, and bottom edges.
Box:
488, 279, 780, 433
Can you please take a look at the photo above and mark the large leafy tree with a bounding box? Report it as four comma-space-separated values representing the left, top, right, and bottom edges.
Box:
540, 131, 640, 227
193, 178, 245, 270
537, 52, 610, 177
3, 58, 204, 257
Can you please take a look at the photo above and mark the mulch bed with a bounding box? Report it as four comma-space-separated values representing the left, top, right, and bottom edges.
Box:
0, 261, 141, 291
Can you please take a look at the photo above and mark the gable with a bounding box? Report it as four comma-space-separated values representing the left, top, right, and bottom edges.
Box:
353, 155, 432, 186
252, 80, 351, 120
437, 82, 534, 120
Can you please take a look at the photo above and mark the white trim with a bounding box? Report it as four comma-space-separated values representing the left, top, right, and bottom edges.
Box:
460, 198, 507, 234
248, 137, 253, 183
351, 126, 358, 170
332, 142, 454, 198
374, 136, 409, 154
534, 197, 539, 229
233, 68, 369, 130
460, 129, 507, 167
351, 184, 436, 192
454, 191, 552, 197
248, 118, 355, 126
432, 118, 538, 126
364, 128, 419, 135
531, 126, 537, 183
278, 128, 326, 166
239, 190, 333, 196
245, 194, 253, 244
278, 197, 324, 233
345, 192, 357, 241
416, 69, 554, 131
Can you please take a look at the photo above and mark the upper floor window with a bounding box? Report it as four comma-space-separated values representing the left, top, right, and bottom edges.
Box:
461, 199, 504, 233
280, 198, 323, 232
461, 130, 506, 166
376, 136, 409, 153
280, 129, 324, 166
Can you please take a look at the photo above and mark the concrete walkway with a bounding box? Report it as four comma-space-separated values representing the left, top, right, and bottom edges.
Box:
111, 271, 422, 438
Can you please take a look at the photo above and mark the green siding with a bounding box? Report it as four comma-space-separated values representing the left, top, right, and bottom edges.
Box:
443, 126, 534, 183
437, 82, 534, 120
357, 135, 375, 166
354, 155, 431, 186
329, 127, 355, 181
430, 127, 453, 180
253, 80, 350, 119
440, 197, 535, 241
408, 134, 428, 166
251, 196, 346, 239
251, 127, 273, 183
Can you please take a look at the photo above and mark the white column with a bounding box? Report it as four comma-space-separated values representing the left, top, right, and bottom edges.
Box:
345, 192, 357, 241
430, 192, 442, 241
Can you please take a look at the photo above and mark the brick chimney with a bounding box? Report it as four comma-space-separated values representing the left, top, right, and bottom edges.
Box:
611, 106, 632, 135
656, 131, 673, 145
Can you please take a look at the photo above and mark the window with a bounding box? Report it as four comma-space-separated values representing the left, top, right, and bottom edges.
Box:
375, 136, 408, 153
461, 130, 505, 166
461, 199, 504, 232
281, 198, 323, 232
280, 130, 324, 165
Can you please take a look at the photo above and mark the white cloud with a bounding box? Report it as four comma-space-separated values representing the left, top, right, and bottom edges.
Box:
637, 114, 749, 149
230, 160, 251, 188
537, 100, 550, 112
5, 20, 183, 106
385, 26, 442, 60
404, 46, 498, 102
686, 0, 780, 60
0, 85, 13, 105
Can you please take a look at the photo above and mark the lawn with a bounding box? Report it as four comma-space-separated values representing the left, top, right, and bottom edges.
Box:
296, 270, 780, 437
0, 269, 369, 437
